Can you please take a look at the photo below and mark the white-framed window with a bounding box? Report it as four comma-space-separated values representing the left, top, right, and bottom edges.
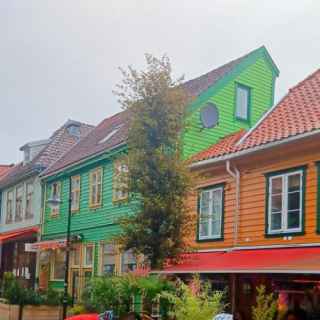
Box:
113, 160, 128, 202
51, 249, 65, 281
121, 250, 137, 273
50, 182, 61, 216
6, 190, 14, 224
101, 243, 116, 275
198, 186, 224, 240
15, 184, 24, 222
25, 182, 34, 219
71, 175, 81, 212
83, 244, 94, 267
89, 168, 103, 208
235, 83, 250, 121
267, 169, 304, 234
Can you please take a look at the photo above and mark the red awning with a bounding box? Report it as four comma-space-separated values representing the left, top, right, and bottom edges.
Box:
31, 239, 66, 250
160, 247, 320, 274
0, 227, 38, 244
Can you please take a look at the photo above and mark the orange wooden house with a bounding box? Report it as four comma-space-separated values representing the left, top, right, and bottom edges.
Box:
162, 69, 320, 319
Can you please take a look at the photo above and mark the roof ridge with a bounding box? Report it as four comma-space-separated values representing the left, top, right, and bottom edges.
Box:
184, 46, 264, 87
289, 68, 320, 92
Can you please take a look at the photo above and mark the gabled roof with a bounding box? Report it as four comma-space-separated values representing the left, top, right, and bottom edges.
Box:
42, 112, 128, 177
43, 46, 279, 178
183, 46, 279, 98
192, 68, 320, 165
0, 121, 94, 189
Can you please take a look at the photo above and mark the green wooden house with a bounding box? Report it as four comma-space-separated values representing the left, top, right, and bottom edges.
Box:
36, 46, 279, 299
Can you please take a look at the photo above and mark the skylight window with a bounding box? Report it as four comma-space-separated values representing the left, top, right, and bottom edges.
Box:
99, 126, 122, 144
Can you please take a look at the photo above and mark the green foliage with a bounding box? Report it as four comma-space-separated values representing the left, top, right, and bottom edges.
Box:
1, 272, 66, 306
114, 54, 193, 268
161, 276, 223, 320
252, 285, 277, 320
68, 304, 88, 316
82, 274, 175, 316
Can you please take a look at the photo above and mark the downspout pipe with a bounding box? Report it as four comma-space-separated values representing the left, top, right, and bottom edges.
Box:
226, 160, 240, 247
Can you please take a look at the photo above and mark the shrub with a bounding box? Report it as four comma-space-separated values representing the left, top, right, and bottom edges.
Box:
161, 276, 224, 320
252, 285, 277, 320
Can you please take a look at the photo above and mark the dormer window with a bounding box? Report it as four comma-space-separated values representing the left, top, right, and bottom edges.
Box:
67, 124, 81, 137
24, 148, 31, 164
99, 126, 122, 144
235, 83, 251, 122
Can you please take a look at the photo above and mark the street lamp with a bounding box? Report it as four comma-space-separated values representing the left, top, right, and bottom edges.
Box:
47, 178, 72, 320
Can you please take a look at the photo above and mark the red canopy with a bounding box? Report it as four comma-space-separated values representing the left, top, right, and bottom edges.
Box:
0, 227, 38, 244
160, 247, 320, 274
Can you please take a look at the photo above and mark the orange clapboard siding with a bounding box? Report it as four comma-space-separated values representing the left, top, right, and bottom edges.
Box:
187, 138, 320, 250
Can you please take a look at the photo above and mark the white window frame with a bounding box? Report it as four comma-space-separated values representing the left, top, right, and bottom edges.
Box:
15, 184, 24, 222
267, 170, 304, 235
235, 83, 250, 121
6, 189, 14, 224
198, 186, 224, 240
25, 181, 34, 219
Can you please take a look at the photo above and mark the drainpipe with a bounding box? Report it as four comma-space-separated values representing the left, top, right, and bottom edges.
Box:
226, 160, 240, 315
226, 160, 240, 247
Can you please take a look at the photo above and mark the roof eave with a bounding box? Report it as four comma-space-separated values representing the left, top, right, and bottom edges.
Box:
190, 129, 320, 170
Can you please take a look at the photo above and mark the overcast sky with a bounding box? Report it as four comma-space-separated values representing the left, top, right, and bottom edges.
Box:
1, 0, 319, 163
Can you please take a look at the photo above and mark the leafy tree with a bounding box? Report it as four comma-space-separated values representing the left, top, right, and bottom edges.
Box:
114, 54, 193, 269
252, 285, 277, 320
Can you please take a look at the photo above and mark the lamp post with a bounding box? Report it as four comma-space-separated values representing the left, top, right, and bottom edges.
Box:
47, 178, 72, 320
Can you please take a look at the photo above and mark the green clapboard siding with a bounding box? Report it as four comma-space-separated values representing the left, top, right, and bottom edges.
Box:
183, 55, 276, 158
42, 151, 135, 273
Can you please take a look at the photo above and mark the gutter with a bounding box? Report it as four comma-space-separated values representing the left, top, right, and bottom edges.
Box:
226, 161, 240, 246
40, 142, 127, 180
190, 128, 320, 169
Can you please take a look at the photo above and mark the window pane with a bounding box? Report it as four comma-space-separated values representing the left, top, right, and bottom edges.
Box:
26, 183, 33, 219
270, 212, 282, 230
199, 221, 209, 237
271, 177, 282, 194
271, 195, 282, 212
288, 173, 301, 192
200, 191, 210, 218
85, 246, 93, 266
288, 210, 300, 229
236, 86, 249, 120
211, 220, 221, 237
103, 244, 116, 275
288, 192, 300, 211
212, 189, 222, 215
54, 250, 65, 280
122, 250, 136, 273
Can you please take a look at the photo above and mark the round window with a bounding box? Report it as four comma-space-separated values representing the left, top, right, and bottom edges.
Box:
200, 103, 219, 128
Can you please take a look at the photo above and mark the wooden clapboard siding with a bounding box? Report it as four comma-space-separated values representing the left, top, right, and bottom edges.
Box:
183, 52, 276, 159
188, 135, 320, 250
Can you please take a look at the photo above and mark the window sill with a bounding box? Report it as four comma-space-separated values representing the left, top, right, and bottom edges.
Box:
197, 236, 224, 243
89, 204, 102, 210
265, 230, 304, 238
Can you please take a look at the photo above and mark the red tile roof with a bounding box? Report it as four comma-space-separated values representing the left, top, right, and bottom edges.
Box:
192, 68, 320, 163
0, 121, 94, 188
43, 112, 128, 177
0, 165, 13, 180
